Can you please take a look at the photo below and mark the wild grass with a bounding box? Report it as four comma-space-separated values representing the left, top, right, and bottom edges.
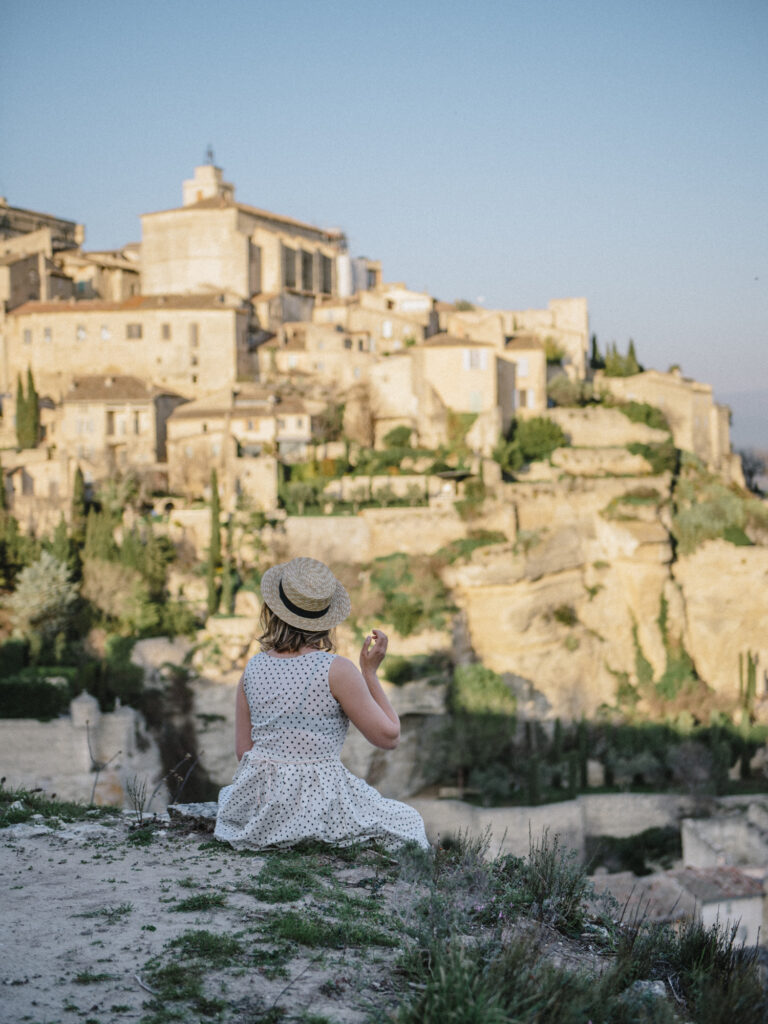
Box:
0, 781, 117, 827
384, 828, 766, 1024
74, 902, 133, 923
171, 891, 227, 912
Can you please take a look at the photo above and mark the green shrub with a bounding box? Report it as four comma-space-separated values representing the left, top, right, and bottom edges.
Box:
515, 417, 567, 462
0, 674, 71, 719
547, 374, 594, 407
617, 401, 670, 432
627, 439, 678, 475
383, 652, 452, 685
383, 425, 413, 448
0, 638, 28, 678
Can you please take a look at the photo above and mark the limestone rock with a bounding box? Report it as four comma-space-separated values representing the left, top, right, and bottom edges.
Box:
673, 541, 768, 700
543, 407, 670, 448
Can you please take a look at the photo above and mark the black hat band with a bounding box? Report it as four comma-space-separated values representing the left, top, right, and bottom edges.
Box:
279, 580, 331, 620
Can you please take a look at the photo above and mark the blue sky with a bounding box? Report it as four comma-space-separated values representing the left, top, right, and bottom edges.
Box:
2, 0, 766, 444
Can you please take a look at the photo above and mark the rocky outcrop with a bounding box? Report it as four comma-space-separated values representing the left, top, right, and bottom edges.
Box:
673, 541, 768, 702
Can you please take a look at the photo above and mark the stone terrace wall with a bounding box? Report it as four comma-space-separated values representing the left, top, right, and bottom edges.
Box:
409, 792, 698, 860
0, 693, 164, 808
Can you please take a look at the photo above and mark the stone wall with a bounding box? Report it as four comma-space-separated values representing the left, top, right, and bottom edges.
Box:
408, 792, 698, 860
542, 407, 669, 448
0, 693, 165, 808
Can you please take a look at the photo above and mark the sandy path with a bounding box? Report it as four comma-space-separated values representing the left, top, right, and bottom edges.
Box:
0, 813, 415, 1024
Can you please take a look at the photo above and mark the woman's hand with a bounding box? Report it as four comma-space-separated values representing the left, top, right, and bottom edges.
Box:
360, 628, 388, 677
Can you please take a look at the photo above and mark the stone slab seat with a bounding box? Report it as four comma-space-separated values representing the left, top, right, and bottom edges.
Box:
168, 802, 218, 831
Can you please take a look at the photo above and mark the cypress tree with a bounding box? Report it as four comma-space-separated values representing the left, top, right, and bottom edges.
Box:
589, 333, 604, 370
627, 339, 641, 374
26, 367, 40, 446
0, 469, 6, 511
206, 470, 222, 616
15, 373, 27, 449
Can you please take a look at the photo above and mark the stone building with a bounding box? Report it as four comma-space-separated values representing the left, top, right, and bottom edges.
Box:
503, 335, 547, 415
54, 374, 185, 472
344, 335, 518, 454
257, 322, 375, 388
140, 162, 379, 329
55, 247, 140, 301
312, 285, 431, 352
439, 297, 589, 379
3, 293, 257, 401
164, 384, 309, 505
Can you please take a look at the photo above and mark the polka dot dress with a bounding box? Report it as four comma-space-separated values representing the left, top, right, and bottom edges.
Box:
214, 650, 429, 851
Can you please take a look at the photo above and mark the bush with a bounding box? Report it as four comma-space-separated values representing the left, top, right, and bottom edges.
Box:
515, 417, 567, 462
0, 674, 71, 720
547, 374, 594, 407
627, 439, 678, 475
383, 425, 413, 448
616, 401, 670, 433
384, 652, 452, 686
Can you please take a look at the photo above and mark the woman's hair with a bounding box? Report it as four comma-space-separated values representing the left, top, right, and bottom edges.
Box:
257, 603, 335, 653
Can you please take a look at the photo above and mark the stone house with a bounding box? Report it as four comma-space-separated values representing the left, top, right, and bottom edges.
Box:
165, 384, 308, 505
3, 293, 257, 401
344, 335, 517, 454
503, 335, 547, 415
257, 322, 374, 387
55, 247, 141, 301
312, 286, 430, 353
439, 297, 589, 379
53, 374, 185, 474
1, 448, 76, 537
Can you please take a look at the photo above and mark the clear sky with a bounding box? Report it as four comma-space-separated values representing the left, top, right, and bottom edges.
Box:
2, 0, 766, 444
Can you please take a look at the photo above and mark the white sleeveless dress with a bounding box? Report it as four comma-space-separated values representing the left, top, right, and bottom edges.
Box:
214, 650, 429, 850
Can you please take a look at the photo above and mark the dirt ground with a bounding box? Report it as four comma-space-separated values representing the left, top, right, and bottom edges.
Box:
0, 810, 419, 1024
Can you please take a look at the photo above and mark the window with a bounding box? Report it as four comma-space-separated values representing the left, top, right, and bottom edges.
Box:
527, 388, 535, 408
133, 412, 141, 435
43, 327, 52, 343
358, 339, 365, 351
76, 281, 86, 295
23, 329, 32, 345
161, 323, 171, 340
106, 411, 115, 435
202, 423, 208, 433
191, 374, 198, 384
353, 366, 361, 379
189, 323, 199, 346
343, 337, 352, 350
382, 319, 392, 339
320, 254, 332, 294
76, 324, 87, 341
463, 348, 488, 371
283, 246, 297, 289
517, 389, 528, 409
101, 324, 110, 341
126, 323, 142, 339
366, 268, 377, 289
517, 357, 529, 377
287, 355, 297, 369
301, 250, 314, 291
277, 417, 286, 429
191, 355, 198, 367
295, 417, 303, 428
247, 419, 254, 430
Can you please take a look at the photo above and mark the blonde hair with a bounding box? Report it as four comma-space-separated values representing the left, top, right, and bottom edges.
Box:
257, 603, 335, 653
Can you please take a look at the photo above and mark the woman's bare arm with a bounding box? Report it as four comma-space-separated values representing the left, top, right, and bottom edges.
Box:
234, 672, 254, 760
329, 630, 400, 749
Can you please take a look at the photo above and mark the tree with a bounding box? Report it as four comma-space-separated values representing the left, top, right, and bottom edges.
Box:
9, 550, 78, 658
26, 367, 40, 447
206, 470, 221, 616
589, 333, 605, 370
15, 369, 40, 449
84, 508, 118, 562
15, 373, 27, 449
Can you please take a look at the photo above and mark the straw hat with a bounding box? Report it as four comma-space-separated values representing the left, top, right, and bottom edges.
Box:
260, 557, 351, 631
